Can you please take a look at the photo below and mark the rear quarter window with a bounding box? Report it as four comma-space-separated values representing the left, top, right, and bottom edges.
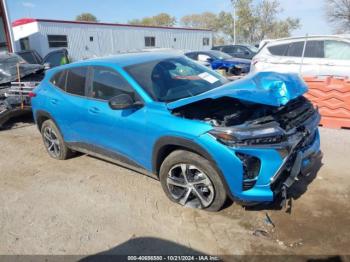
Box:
66, 67, 88, 96
50, 70, 67, 91
267, 43, 289, 56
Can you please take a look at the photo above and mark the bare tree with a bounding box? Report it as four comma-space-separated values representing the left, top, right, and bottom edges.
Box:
326, 0, 350, 33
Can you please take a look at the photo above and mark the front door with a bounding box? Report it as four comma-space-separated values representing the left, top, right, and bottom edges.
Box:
83, 65, 147, 166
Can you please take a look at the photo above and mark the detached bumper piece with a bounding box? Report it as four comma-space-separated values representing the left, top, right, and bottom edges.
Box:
271, 129, 322, 206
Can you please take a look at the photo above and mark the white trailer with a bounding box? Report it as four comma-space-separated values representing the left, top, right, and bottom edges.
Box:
12, 18, 213, 61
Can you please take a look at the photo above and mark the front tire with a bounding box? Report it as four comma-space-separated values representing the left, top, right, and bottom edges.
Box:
41, 119, 73, 160
159, 150, 227, 212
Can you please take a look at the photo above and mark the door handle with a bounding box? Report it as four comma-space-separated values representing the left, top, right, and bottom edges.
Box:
50, 99, 58, 105
89, 107, 101, 114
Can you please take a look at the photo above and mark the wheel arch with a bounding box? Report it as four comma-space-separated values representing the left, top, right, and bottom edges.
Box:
35, 110, 61, 133
152, 136, 233, 199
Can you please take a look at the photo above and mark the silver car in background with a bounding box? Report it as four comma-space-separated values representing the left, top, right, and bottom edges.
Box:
251, 35, 350, 77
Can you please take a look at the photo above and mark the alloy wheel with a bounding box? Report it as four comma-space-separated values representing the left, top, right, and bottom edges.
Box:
43, 126, 61, 158
166, 164, 215, 209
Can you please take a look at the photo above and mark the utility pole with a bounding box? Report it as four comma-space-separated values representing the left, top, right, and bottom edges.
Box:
231, 0, 237, 44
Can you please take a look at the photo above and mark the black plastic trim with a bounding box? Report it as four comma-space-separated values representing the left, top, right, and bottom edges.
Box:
66, 142, 155, 178
152, 136, 234, 200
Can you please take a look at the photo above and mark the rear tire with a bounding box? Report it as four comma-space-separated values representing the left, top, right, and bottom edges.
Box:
159, 150, 227, 212
40, 119, 73, 160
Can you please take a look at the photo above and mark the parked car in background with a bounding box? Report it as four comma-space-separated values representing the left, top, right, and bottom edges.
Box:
16, 49, 69, 69
31, 52, 321, 211
212, 45, 258, 60
251, 35, 350, 77
185, 50, 251, 75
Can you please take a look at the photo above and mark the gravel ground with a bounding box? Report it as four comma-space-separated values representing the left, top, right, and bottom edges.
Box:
0, 119, 349, 259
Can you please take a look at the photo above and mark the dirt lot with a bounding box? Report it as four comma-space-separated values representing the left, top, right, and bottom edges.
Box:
0, 119, 349, 259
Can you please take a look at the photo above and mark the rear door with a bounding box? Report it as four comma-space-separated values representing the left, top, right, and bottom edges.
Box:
49, 66, 89, 142
261, 41, 322, 76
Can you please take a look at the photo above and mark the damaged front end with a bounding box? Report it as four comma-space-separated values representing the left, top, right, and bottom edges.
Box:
170, 72, 321, 203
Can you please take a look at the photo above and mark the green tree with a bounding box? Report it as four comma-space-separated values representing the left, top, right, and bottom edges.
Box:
180, 12, 223, 44
129, 13, 176, 27
326, 0, 350, 33
180, 0, 300, 44
76, 13, 98, 22
180, 12, 219, 30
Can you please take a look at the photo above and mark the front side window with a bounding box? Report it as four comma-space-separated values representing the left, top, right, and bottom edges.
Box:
44, 51, 69, 68
125, 57, 228, 102
233, 46, 246, 54
47, 35, 68, 48
145, 37, 155, 47
324, 40, 350, 60
65, 67, 87, 96
91, 66, 137, 101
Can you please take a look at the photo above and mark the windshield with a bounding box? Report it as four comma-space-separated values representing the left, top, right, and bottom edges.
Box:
208, 51, 232, 60
124, 56, 228, 102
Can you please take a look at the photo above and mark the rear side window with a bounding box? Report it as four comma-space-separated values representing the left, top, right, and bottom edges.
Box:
66, 67, 88, 96
90, 66, 137, 101
286, 41, 304, 57
222, 46, 234, 53
268, 44, 289, 56
304, 40, 324, 58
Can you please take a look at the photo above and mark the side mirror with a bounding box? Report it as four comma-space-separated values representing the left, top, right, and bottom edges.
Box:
108, 94, 143, 110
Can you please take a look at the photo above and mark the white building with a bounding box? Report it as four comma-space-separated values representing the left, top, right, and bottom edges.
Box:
12, 18, 213, 61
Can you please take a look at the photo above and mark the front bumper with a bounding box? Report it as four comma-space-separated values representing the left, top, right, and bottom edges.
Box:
195, 110, 321, 204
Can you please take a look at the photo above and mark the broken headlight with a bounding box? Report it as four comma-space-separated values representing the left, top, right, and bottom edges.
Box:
209, 126, 286, 146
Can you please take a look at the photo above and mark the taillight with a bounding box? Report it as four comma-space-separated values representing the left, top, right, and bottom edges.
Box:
28, 92, 36, 98
252, 59, 259, 66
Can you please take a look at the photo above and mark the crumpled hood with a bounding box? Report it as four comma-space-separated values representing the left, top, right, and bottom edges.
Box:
0, 52, 44, 85
167, 72, 308, 109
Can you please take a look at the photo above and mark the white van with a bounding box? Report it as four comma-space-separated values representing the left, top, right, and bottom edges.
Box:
251, 35, 350, 77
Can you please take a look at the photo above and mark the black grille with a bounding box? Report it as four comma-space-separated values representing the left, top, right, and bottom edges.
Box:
275, 97, 316, 131
243, 179, 258, 191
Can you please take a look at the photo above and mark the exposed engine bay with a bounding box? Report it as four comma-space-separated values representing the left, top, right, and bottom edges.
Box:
172, 96, 316, 132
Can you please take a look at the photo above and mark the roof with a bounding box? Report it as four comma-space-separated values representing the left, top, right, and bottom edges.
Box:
263, 35, 350, 44
12, 18, 212, 32
67, 52, 183, 68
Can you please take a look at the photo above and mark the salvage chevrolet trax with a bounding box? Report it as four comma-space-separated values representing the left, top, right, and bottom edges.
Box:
31, 53, 321, 211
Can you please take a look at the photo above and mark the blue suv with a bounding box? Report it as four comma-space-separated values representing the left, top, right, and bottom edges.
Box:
31, 52, 321, 211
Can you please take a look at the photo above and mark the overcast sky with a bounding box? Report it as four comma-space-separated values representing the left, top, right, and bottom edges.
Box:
7, 0, 332, 36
